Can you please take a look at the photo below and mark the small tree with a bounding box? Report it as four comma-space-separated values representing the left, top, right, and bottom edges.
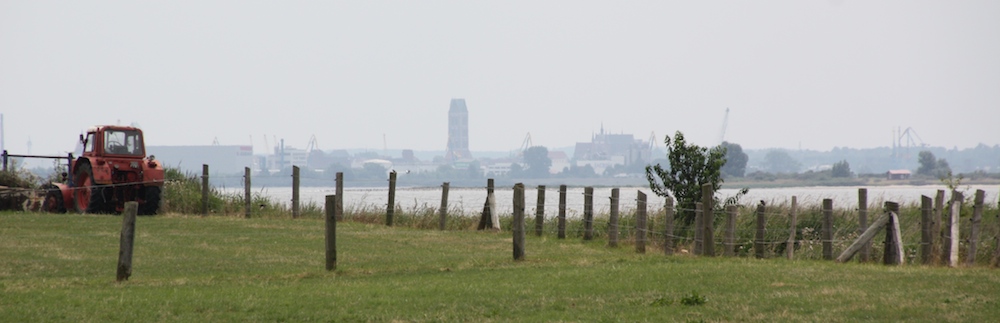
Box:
522, 146, 552, 178
645, 131, 727, 225
720, 141, 748, 178
831, 160, 851, 178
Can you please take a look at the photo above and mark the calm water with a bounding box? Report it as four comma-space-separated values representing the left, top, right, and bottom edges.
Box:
228, 185, 1000, 216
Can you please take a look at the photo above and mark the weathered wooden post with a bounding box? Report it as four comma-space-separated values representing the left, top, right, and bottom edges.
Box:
439, 182, 450, 230
884, 201, 903, 265
201, 164, 209, 217
386, 170, 396, 226
858, 188, 869, 262
754, 201, 766, 259
513, 183, 526, 261
244, 167, 251, 218
967, 189, 985, 266
335, 172, 344, 221
117, 202, 139, 282
787, 196, 798, 260
724, 205, 737, 257
701, 183, 715, 256
325, 195, 337, 271
292, 165, 300, 219
608, 188, 620, 247
636, 191, 647, 254
664, 197, 675, 256
583, 186, 594, 241
535, 185, 545, 236
694, 204, 704, 255
934, 189, 945, 263
557, 185, 567, 239
920, 195, 934, 265
822, 199, 834, 260
945, 190, 963, 267
478, 178, 498, 231
994, 198, 1000, 268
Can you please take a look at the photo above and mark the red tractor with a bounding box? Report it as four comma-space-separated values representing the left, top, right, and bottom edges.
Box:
41, 125, 164, 215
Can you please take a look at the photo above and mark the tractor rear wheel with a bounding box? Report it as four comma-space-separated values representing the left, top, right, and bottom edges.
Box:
74, 163, 108, 214
41, 184, 66, 213
139, 186, 161, 215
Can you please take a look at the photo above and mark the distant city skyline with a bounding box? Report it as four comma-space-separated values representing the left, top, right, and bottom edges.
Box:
2, 2, 998, 157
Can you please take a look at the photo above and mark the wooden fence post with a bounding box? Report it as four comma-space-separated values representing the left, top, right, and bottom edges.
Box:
701, 183, 715, 256
535, 185, 545, 236
636, 191, 647, 254
335, 172, 344, 221
994, 198, 1000, 268
724, 205, 737, 257
934, 189, 945, 264
836, 212, 891, 263
968, 189, 985, 266
694, 203, 703, 255
583, 186, 594, 241
292, 166, 300, 219
664, 197, 675, 256
609, 188, 620, 247
386, 171, 396, 226
884, 202, 903, 265
244, 167, 251, 218
945, 190, 963, 267
822, 199, 834, 261
513, 183, 526, 261
325, 195, 337, 271
754, 201, 766, 259
117, 202, 139, 282
858, 188, 869, 262
920, 195, 934, 265
439, 182, 449, 230
787, 196, 798, 260
201, 164, 209, 217
557, 185, 567, 239
478, 178, 497, 231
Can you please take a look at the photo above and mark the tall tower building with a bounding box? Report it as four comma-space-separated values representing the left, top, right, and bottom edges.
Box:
446, 98, 472, 161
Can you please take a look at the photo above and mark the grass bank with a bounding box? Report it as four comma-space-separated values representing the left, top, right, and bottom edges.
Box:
1, 212, 998, 322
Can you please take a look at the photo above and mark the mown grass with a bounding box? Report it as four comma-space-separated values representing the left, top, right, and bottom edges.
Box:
1, 212, 998, 322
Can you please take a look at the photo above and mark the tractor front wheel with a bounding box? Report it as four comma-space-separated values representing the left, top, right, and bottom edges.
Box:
41, 184, 66, 213
139, 186, 161, 215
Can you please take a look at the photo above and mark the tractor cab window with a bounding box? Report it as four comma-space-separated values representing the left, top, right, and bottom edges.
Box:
83, 133, 96, 153
104, 130, 144, 156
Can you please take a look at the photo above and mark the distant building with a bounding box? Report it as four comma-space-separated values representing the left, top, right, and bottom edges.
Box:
572, 126, 652, 174
886, 169, 912, 180
445, 98, 472, 162
548, 151, 570, 174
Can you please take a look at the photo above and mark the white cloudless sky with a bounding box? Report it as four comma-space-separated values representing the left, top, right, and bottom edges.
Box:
2, 1, 998, 157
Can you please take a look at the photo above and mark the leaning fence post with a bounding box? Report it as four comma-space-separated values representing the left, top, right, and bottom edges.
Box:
664, 197, 675, 256
201, 164, 209, 217
884, 202, 903, 265
609, 188, 620, 247
822, 199, 834, 260
701, 183, 715, 256
858, 188, 869, 262
535, 185, 545, 236
787, 196, 798, 260
754, 201, 766, 259
945, 190, 963, 267
244, 167, 251, 218
920, 195, 934, 265
117, 201, 139, 282
636, 191, 647, 254
968, 189, 985, 266
386, 171, 396, 226
724, 205, 737, 257
439, 182, 450, 230
325, 195, 337, 271
557, 185, 567, 239
292, 166, 300, 219
583, 186, 594, 241
513, 183, 526, 261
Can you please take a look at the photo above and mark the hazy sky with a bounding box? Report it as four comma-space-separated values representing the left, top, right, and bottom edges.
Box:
2, 1, 998, 158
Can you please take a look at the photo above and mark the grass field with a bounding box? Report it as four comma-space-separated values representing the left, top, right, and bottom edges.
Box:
1, 212, 998, 322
